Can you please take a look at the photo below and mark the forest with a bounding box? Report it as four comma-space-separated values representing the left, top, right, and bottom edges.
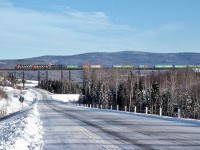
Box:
40, 68, 200, 119
81, 68, 200, 119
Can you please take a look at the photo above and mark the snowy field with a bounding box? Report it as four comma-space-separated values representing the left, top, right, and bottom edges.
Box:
16, 80, 38, 88
0, 87, 38, 115
51, 93, 80, 103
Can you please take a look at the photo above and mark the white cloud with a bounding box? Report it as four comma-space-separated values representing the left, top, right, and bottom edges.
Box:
0, 2, 137, 58
0, 1, 194, 59
0, 3, 134, 35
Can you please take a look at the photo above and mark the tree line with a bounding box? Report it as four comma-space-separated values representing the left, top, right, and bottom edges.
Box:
39, 79, 81, 94
38, 68, 200, 119
81, 68, 200, 119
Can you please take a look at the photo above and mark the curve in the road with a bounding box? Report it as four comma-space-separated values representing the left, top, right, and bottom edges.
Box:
45, 99, 153, 150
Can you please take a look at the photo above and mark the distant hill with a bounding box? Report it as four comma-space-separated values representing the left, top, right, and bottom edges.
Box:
0, 51, 200, 69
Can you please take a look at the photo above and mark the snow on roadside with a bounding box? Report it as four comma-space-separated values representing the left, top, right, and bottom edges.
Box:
0, 80, 43, 150
0, 103, 43, 150
17, 80, 38, 88
51, 94, 80, 103
0, 86, 37, 115
0, 77, 11, 85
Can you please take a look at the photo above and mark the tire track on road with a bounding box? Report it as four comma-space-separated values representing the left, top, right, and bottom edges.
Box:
45, 100, 154, 150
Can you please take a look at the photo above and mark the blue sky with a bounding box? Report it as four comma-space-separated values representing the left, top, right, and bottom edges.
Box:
0, 0, 200, 59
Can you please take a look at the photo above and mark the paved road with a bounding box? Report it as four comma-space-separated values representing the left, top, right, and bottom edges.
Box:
37, 91, 200, 150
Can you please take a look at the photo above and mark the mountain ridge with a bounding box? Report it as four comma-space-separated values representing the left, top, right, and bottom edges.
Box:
0, 51, 200, 69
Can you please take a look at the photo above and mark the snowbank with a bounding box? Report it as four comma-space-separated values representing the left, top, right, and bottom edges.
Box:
51, 94, 80, 103
0, 87, 37, 115
0, 103, 43, 150
0, 80, 43, 150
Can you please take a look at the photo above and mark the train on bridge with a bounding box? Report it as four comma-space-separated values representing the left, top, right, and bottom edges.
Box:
15, 64, 200, 70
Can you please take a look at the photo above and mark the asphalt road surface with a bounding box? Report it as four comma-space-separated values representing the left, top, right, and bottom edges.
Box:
37, 91, 200, 150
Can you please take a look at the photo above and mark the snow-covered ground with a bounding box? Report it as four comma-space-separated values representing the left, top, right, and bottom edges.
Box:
17, 80, 38, 88
0, 87, 37, 115
0, 79, 80, 150
51, 93, 80, 102
0, 80, 43, 150
0, 80, 38, 115
0, 104, 43, 150
0, 77, 11, 85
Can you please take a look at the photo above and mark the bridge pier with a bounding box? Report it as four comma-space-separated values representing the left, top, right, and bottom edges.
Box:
22, 71, 25, 89
60, 70, 72, 94
37, 71, 49, 90
38, 71, 40, 87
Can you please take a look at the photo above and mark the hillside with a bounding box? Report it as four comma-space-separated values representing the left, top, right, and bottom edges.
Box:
0, 51, 200, 68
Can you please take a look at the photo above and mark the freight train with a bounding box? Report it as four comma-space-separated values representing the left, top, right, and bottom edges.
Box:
15, 64, 200, 70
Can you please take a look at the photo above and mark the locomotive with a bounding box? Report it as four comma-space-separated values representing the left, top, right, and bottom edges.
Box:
15, 64, 75, 70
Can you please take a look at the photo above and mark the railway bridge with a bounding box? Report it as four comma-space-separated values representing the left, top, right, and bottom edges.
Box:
0, 64, 199, 92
